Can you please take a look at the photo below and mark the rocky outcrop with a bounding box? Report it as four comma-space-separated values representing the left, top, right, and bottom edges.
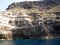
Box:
6, 0, 60, 10
0, 0, 60, 40
0, 27, 13, 40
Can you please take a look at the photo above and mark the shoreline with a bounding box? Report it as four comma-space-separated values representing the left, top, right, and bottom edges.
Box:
0, 36, 60, 40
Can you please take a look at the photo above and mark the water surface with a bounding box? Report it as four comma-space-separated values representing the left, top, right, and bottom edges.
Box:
0, 38, 60, 45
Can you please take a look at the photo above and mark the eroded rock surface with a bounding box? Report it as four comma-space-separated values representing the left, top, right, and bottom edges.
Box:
0, 0, 60, 40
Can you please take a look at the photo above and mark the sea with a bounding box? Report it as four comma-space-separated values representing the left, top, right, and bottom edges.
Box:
0, 38, 60, 45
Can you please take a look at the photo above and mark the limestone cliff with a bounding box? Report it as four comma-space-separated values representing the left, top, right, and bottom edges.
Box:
0, 0, 60, 40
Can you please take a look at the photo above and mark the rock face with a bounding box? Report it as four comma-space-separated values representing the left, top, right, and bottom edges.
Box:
6, 0, 60, 10
0, 0, 60, 40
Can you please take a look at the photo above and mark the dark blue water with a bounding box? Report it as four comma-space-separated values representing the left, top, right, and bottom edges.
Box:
0, 38, 60, 45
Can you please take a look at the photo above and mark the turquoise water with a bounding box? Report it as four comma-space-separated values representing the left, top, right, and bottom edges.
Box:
0, 38, 60, 45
